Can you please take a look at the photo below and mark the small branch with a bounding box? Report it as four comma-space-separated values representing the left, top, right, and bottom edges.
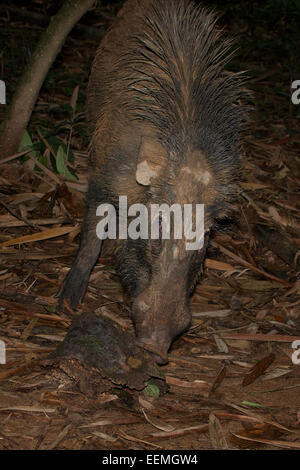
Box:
211, 241, 293, 287
0, 198, 38, 229
0, 0, 96, 159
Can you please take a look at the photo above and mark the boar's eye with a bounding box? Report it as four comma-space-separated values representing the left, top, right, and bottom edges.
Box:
158, 214, 163, 239
150, 213, 164, 240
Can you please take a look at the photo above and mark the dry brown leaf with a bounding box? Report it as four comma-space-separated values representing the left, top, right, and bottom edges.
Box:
232, 433, 300, 449
205, 259, 234, 271
141, 409, 175, 433
80, 416, 140, 428
138, 396, 155, 410
150, 424, 209, 438
243, 353, 275, 386
209, 363, 227, 396
45, 424, 72, 450
225, 402, 291, 432
213, 334, 229, 353
192, 309, 232, 318
118, 430, 162, 448
166, 376, 209, 389
92, 431, 117, 443
70, 85, 79, 114
209, 412, 229, 449
261, 367, 291, 380
0, 405, 56, 413
221, 333, 300, 343
0, 226, 78, 247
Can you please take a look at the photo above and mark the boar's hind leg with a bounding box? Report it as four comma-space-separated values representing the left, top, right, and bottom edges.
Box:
58, 193, 102, 310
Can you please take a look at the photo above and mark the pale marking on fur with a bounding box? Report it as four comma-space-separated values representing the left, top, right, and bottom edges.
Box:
180, 166, 211, 185
173, 246, 179, 259
138, 300, 150, 312
136, 160, 158, 186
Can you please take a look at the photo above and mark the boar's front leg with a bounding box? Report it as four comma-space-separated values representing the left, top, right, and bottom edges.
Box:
58, 185, 102, 310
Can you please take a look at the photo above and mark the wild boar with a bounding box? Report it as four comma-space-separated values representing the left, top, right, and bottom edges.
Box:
59, 0, 246, 363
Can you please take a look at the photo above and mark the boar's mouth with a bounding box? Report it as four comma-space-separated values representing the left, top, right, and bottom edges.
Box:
135, 338, 169, 365
132, 286, 191, 364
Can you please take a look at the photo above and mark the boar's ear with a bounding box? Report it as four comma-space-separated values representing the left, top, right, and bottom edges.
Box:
136, 137, 168, 186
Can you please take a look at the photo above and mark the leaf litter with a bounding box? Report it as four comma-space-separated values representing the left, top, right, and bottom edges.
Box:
0, 0, 300, 451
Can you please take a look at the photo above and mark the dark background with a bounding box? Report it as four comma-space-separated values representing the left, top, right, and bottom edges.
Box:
1, 0, 299, 139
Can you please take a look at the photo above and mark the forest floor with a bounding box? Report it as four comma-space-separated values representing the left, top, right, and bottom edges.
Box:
0, 0, 299, 450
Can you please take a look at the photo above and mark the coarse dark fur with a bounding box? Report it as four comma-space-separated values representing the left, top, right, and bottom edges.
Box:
87, 0, 245, 172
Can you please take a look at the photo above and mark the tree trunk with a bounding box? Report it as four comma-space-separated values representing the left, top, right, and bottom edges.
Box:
0, 0, 96, 160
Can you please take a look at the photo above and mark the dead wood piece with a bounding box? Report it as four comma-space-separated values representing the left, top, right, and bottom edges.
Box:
52, 313, 163, 395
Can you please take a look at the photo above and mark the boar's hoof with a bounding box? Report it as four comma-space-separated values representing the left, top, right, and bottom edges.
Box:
58, 286, 82, 311
57, 269, 89, 311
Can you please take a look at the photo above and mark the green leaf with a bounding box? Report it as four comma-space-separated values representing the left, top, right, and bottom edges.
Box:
143, 381, 160, 398
241, 401, 274, 409
19, 129, 40, 162
18, 129, 33, 152
55, 145, 77, 181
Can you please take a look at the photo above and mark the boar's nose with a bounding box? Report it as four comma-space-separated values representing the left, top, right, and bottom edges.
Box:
132, 296, 191, 365
135, 335, 171, 365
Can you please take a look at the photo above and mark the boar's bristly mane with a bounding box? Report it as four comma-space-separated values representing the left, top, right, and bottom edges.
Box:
118, 0, 247, 170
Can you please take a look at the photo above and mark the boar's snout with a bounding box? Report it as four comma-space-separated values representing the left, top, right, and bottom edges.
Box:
132, 287, 191, 364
